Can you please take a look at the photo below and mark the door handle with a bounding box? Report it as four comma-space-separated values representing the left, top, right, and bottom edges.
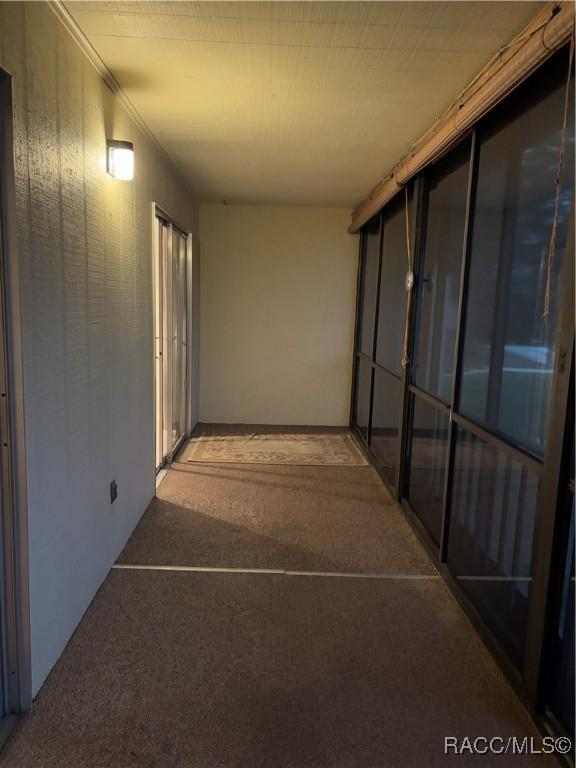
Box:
557, 346, 567, 374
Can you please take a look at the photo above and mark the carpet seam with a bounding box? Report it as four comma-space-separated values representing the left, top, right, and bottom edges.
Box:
112, 564, 440, 579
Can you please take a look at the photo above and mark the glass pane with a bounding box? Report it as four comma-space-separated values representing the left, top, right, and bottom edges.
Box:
413, 141, 469, 403
154, 218, 164, 470
547, 491, 575, 739
160, 223, 170, 460
375, 197, 408, 375
459, 54, 574, 456
447, 426, 539, 668
171, 232, 187, 449
178, 235, 187, 435
371, 367, 401, 486
408, 396, 449, 546
354, 355, 372, 441
171, 232, 181, 447
359, 216, 380, 357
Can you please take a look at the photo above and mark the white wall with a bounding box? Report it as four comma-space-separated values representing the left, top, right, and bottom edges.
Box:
0, 2, 199, 695
199, 205, 358, 426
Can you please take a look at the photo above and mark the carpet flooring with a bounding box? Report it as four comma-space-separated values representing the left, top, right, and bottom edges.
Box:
1, 571, 554, 768
119, 423, 433, 574
0, 425, 555, 767
119, 462, 435, 574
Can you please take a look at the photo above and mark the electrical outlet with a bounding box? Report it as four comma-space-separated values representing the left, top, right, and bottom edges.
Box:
110, 479, 118, 504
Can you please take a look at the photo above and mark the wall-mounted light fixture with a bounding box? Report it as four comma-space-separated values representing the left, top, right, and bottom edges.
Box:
106, 140, 134, 181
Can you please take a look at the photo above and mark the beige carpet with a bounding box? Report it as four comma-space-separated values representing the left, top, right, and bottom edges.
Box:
118, 462, 435, 574
180, 432, 368, 466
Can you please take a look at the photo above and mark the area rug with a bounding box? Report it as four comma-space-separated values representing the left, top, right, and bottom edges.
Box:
179, 433, 369, 466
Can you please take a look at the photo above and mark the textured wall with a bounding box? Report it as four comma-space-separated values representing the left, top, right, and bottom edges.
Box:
0, 2, 198, 694
199, 205, 358, 426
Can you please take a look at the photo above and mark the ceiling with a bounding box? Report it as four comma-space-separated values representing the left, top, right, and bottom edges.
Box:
66, 1, 544, 207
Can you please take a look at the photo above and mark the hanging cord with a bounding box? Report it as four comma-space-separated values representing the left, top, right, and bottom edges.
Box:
401, 187, 412, 369
543, 32, 574, 319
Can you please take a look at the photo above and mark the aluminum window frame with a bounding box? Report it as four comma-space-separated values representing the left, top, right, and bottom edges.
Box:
349, 47, 575, 743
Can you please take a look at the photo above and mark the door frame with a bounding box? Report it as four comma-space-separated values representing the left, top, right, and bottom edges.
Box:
152, 203, 193, 473
0, 67, 32, 732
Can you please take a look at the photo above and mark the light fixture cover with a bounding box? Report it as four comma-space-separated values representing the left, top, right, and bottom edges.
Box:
107, 139, 134, 180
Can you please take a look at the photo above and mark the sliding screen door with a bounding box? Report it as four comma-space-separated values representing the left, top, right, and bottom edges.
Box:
371, 196, 409, 489
171, 228, 188, 450
447, 55, 574, 668
154, 212, 189, 471
154, 219, 166, 470
353, 215, 380, 441
407, 139, 471, 545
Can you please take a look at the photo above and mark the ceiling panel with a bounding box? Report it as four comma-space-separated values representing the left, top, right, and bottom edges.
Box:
66, 1, 544, 206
